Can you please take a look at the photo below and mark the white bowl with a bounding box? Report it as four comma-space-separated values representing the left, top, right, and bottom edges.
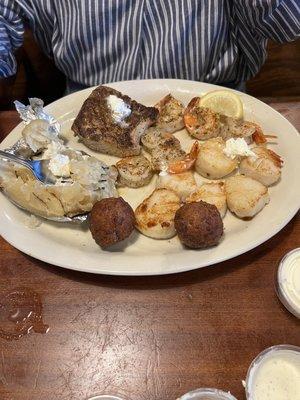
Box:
87, 396, 124, 400
245, 344, 300, 399
276, 248, 300, 319
178, 388, 237, 400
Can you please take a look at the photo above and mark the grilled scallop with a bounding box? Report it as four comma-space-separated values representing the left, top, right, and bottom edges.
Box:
156, 171, 197, 201
135, 188, 181, 239
186, 182, 227, 218
225, 175, 270, 219
239, 147, 283, 186
195, 137, 238, 179
155, 94, 185, 133
116, 155, 153, 188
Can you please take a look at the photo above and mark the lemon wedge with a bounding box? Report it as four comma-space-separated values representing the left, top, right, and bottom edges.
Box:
200, 90, 244, 119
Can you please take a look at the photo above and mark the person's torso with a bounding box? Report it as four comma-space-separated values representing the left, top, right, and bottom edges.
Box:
17, 0, 266, 91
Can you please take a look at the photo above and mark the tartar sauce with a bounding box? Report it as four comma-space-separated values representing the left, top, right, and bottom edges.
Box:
223, 138, 257, 159
48, 154, 71, 177
246, 346, 300, 400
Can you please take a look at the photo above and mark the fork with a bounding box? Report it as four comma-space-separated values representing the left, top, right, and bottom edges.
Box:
0, 150, 56, 184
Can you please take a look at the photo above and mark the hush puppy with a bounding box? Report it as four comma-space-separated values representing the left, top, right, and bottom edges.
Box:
89, 197, 135, 248
174, 201, 223, 249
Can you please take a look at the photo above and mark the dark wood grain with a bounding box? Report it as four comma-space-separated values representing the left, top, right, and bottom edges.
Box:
0, 112, 21, 140
0, 104, 299, 400
247, 40, 300, 98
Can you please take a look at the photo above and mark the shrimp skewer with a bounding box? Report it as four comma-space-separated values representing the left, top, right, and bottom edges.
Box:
247, 123, 277, 145
183, 97, 276, 145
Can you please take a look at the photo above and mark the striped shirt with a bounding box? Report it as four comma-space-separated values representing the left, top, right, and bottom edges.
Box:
0, 0, 299, 93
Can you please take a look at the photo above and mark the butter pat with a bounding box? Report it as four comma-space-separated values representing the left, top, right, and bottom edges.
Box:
224, 138, 257, 159
49, 154, 70, 177
107, 95, 131, 123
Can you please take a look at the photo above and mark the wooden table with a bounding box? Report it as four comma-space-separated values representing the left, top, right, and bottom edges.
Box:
0, 103, 299, 400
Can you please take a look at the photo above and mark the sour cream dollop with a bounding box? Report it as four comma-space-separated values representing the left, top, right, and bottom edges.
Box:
223, 138, 257, 159
48, 154, 71, 177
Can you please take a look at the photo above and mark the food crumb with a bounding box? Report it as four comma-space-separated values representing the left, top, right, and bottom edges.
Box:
24, 214, 42, 229
242, 380, 246, 388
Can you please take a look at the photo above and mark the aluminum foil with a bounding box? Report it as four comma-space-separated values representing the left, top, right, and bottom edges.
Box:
6, 98, 60, 157
14, 98, 60, 136
1, 99, 89, 224
5, 137, 34, 158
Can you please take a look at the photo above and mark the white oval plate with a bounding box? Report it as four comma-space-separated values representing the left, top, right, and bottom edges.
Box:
0, 79, 299, 276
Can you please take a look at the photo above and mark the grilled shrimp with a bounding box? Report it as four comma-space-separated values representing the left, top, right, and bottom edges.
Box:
222, 118, 256, 143
157, 171, 197, 201
195, 137, 238, 179
155, 94, 185, 133
224, 119, 276, 145
141, 127, 186, 170
184, 99, 222, 140
135, 188, 181, 239
151, 144, 186, 171
116, 155, 154, 188
184, 97, 272, 145
186, 182, 227, 218
168, 141, 199, 174
225, 175, 270, 219
239, 147, 283, 186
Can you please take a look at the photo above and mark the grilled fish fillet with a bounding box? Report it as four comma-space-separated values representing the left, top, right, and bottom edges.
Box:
72, 86, 158, 157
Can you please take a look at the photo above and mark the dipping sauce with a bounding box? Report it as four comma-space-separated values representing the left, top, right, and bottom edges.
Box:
246, 345, 300, 400
277, 248, 300, 318
178, 388, 237, 400
87, 396, 124, 400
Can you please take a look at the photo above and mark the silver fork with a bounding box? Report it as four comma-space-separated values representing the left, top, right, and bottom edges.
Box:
0, 150, 56, 184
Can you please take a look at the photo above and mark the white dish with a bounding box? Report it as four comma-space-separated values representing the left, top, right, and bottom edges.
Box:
0, 79, 300, 276
245, 344, 300, 399
178, 387, 237, 399
276, 248, 300, 318
86, 396, 124, 400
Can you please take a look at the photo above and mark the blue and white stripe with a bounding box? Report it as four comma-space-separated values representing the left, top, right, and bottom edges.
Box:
0, 0, 299, 92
